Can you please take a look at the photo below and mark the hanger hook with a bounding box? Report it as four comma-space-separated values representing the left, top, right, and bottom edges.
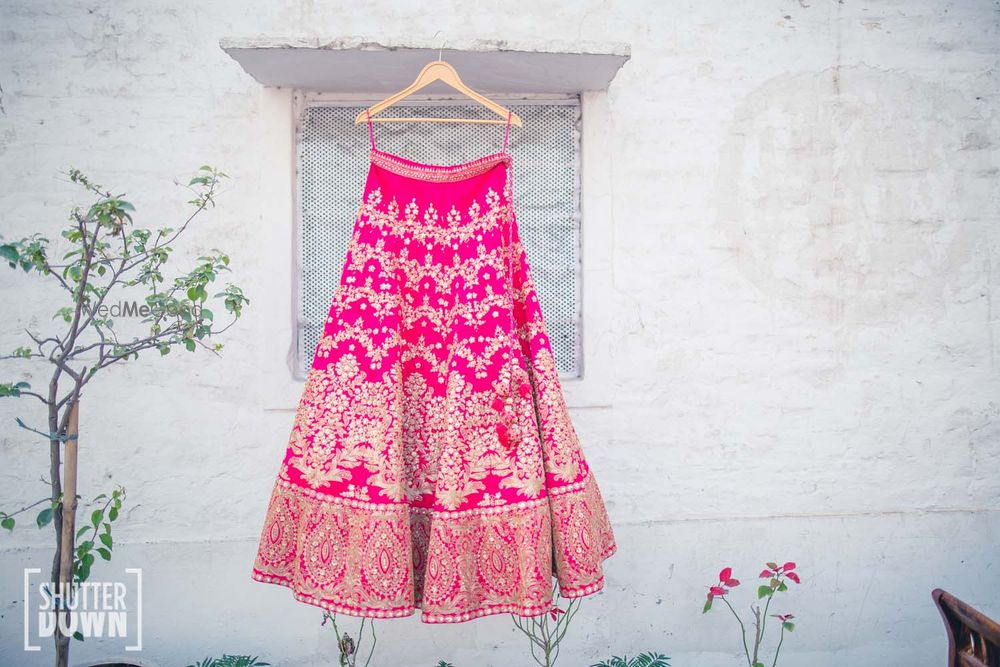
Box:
430, 30, 446, 61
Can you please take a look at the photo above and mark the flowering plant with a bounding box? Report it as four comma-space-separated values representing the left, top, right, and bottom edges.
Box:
702, 561, 800, 667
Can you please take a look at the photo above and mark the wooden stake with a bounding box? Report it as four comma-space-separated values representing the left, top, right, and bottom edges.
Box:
58, 401, 79, 620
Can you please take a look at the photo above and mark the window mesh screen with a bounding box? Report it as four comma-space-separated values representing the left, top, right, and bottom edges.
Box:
296, 100, 582, 378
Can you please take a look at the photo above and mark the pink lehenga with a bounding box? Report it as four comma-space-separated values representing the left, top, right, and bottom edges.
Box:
251, 110, 616, 623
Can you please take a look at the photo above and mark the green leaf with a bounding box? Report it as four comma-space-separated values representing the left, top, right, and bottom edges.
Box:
758, 585, 773, 599
0, 244, 18, 264
76, 525, 89, 538
99, 532, 112, 549
1, 516, 14, 531
784, 621, 795, 632
97, 547, 111, 561
73, 631, 84, 642
91, 509, 104, 527
702, 599, 712, 613
109, 506, 119, 521
0, 382, 24, 397
185, 339, 196, 352
36, 507, 53, 528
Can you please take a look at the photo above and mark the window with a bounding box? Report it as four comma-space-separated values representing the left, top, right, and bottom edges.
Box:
294, 96, 583, 379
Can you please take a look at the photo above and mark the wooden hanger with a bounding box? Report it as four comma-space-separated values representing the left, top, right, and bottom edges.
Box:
354, 58, 523, 127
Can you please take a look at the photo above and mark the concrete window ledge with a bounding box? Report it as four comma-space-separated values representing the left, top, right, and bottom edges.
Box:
219, 36, 630, 93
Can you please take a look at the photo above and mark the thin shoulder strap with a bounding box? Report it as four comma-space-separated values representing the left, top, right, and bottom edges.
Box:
366, 109, 376, 151
502, 109, 512, 153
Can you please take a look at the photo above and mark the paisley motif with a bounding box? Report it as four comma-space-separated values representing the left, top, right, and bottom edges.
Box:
477, 524, 520, 597
299, 509, 348, 589
361, 520, 408, 600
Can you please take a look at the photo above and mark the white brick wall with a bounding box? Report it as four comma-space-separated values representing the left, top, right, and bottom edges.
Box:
1, 1, 998, 665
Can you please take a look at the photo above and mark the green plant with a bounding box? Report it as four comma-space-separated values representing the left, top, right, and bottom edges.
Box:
702, 562, 800, 667
71, 486, 126, 583
0, 166, 248, 667
322, 612, 377, 666
591, 653, 671, 667
511, 582, 582, 667
185, 656, 270, 667
435, 662, 455, 667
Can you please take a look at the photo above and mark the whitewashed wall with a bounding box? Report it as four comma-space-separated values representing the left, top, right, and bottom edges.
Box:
1, 1, 998, 666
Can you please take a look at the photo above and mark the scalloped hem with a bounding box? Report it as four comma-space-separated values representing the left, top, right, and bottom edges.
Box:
559, 543, 617, 599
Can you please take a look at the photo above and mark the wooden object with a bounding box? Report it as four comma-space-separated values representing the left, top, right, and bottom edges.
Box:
355, 59, 523, 127
932, 588, 1000, 667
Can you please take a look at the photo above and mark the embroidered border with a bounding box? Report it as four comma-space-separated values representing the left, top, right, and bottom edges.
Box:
371, 148, 511, 183
252, 470, 616, 623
